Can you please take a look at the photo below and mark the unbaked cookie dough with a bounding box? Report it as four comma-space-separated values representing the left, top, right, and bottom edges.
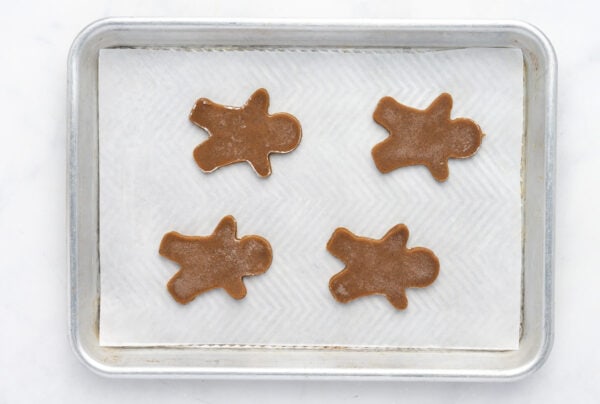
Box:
159, 216, 273, 304
190, 88, 302, 177
372, 93, 483, 181
327, 224, 439, 310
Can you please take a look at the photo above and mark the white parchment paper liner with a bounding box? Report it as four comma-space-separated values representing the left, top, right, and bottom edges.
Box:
99, 47, 523, 349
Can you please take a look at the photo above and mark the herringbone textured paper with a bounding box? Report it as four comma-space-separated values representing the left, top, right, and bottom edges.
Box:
98, 47, 523, 349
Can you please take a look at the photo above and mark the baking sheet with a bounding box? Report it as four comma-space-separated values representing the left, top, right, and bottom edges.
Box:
98, 47, 523, 349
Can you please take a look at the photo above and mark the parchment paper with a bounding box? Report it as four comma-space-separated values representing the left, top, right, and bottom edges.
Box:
98, 47, 523, 349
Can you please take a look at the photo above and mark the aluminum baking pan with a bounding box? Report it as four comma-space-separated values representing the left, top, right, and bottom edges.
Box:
68, 18, 556, 380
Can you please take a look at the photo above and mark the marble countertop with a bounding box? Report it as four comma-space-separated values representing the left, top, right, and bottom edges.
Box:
1, 0, 598, 402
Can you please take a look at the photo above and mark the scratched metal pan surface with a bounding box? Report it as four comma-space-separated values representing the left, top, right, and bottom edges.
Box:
67, 18, 556, 380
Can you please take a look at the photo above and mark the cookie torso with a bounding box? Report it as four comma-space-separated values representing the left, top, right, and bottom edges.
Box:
190, 88, 302, 177
159, 216, 272, 304
327, 224, 439, 310
372, 93, 483, 181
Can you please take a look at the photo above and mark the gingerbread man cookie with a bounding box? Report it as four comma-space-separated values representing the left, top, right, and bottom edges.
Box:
159, 216, 272, 304
190, 88, 302, 177
327, 224, 439, 310
372, 93, 483, 181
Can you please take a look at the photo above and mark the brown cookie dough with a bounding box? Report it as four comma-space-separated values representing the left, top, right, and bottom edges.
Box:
327, 224, 439, 310
159, 216, 272, 304
372, 93, 483, 181
189, 88, 302, 177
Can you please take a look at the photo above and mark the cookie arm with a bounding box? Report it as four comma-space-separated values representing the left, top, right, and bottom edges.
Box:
223, 277, 247, 299
248, 154, 272, 177
213, 215, 237, 239
382, 224, 409, 249
245, 88, 270, 115
427, 93, 453, 121
426, 159, 450, 182
385, 288, 408, 310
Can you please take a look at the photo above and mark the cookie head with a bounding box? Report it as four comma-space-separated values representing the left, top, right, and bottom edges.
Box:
446, 118, 483, 157
265, 114, 302, 153
239, 236, 273, 275
401, 248, 440, 287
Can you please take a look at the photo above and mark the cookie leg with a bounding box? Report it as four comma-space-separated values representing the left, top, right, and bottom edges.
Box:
193, 139, 234, 173
167, 270, 210, 304
327, 228, 361, 258
159, 232, 194, 262
371, 138, 402, 173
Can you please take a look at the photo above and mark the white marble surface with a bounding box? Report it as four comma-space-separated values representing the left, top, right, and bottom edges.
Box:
0, 0, 598, 402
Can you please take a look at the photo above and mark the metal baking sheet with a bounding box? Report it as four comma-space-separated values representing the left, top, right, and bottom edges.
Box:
68, 18, 556, 380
